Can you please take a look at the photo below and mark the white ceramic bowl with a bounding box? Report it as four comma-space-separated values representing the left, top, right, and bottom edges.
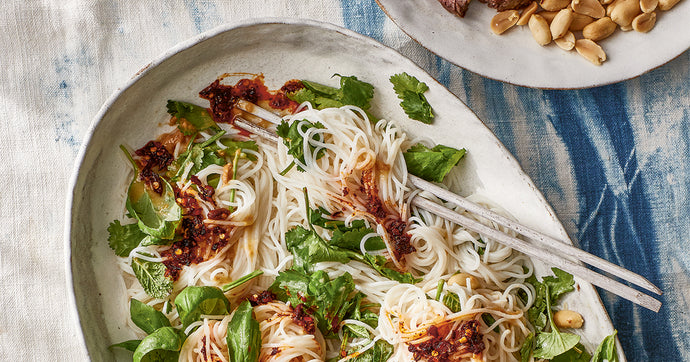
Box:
377, 0, 690, 89
65, 18, 621, 360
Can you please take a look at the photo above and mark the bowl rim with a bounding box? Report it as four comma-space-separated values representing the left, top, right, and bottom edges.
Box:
64, 16, 620, 359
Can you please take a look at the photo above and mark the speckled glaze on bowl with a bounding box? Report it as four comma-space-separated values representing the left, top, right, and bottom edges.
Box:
377, 0, 690, 89
65, 18, 623, 360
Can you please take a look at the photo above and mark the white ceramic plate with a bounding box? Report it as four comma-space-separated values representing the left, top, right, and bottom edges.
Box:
377, 0, 690, 89
65, 18, 622, 360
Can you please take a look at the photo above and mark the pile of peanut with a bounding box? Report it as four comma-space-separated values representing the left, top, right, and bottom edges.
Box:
489, 0, 682, 65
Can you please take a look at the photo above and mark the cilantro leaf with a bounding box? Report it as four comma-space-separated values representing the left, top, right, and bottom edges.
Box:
403, 143, 466, 183
338, 75, 375, 110
108, 220, 147, 257
131, 258, 173, 299
542, 267, 575, 302
275, 119, 326, 174
361, 254, 420, 284
532, 284, 581, 359
591, 330, 618, 362
389, 72, 434, 124
310, 208, 386, 251
520, 333, 535, 362
166, 100, 218, 135
269, 269, 363, 337
525, 267, 576, 332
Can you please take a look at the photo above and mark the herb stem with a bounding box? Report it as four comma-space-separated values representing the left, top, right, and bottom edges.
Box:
221, 270, 264, 292
119, 145, 139, 173
435, 280, 445, 301
279, 161, 295, 176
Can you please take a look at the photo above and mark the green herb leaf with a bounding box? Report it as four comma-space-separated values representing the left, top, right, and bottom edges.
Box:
130, 299, 171, 334
542, 267, 575, 302
591, 330, 618, 362
403, 143, 466, 183
222, 270, 263, 292
174, 286, 231, 329
482, 313, 500, 333
132, 327, 184, 362
532, 284, 581, 359
360, 254, 420, 284
275, 119, 326, 174
166, 100, 217, 136
442, 292, 462, 313
292, 75, 375, 111
552, 342, 592, 362
219, 139, 258, 161
107, 220, 147, 257
269, 269, 364, 338
168, 131, 232, 181
390, 72, 434, 124
131, 258, 173, 299
109, 339, 141, 352
520, 333, 534, 362
310, 208, 386, 251
285, 225, 354, 272
345, 339, 394, 361
125, 175, 181, 240
226, 300, 261, 362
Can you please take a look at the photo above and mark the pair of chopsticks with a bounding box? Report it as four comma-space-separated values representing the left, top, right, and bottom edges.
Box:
229, 100, 662, 312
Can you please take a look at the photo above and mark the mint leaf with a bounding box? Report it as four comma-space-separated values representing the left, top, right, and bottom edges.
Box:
361, 254, 420, 284
285, 225, 354, 272
389, 72, 433, 124
108, 220, 147, 257
403, 143, 466, 183
346, 339, 394, 361
520, 333, 534, 362
166, 100, 217, 135
591, 330, 618, 362
442, 291, 462, 313
131, 258, 173, 299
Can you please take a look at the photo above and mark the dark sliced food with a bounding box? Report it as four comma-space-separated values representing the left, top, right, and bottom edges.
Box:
438, 0, 473, 17
438, 0, 531, 18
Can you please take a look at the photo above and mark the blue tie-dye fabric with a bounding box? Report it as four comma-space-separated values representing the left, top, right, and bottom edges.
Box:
344, 1, 689, 360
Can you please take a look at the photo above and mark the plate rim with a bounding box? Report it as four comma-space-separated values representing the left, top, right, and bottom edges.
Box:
64, 16, 622, 359
375, 0, 690, 89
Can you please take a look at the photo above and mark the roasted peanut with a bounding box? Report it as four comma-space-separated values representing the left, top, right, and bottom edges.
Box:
658, 0, 680, 10
448, 273, 481, 289
640, 0, 658, 12
582, 16, 617, 40
540, 0, 573, 10
518, 2, 540, 25
632, 11, 656, 32
491, 10, 521, 34
554, 31, 576, 49
610, 0, 641, 27
601, 0, 615, 5
551, 8, 575, 38
575, 39, 607, 65
554, 310, 584, 329
529, 14, 553, 45
538, 10, 559, 22
569, 13, 595, 30
572, 0, 607, 17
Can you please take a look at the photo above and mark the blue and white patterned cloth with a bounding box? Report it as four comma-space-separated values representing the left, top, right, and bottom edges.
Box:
0, 0, 686, 360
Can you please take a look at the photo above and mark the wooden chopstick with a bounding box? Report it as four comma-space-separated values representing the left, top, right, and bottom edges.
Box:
230, 102, 662, 312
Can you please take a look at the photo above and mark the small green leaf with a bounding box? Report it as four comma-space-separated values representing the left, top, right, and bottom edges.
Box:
226, 300, 261, 362
442, 292, 462, 313
345, 339, 394, 361
107, 220, 147, 257
403, 143, 466, 183
275, 119, 326, 173
132, 327, 184, 362
125, 177, 181, 240
174, 286, 231, 329
533, 330, 580, 359
166, 100, 217, 135
389, 72, 434, 124
520, 333, 534, 362
130, 299, 171, 334
591, 330, 618, 362
552, 342, 592, 362
482, 313, 500, 333
131, 258, 173, 299
287, 75, 375, 111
